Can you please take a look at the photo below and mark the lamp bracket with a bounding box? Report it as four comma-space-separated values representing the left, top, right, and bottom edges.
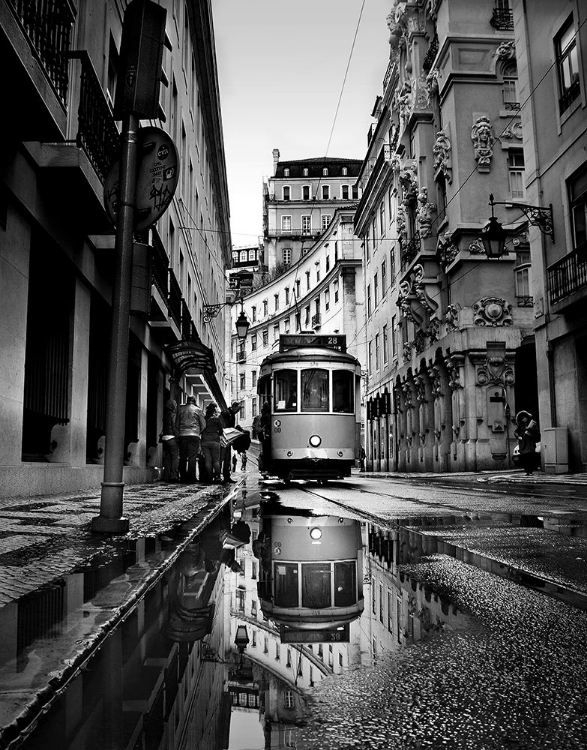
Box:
489, 194, 554, 241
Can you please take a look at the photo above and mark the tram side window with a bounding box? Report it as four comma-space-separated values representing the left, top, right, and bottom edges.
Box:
274, 563, 299, 607
333, 370, 354, 413
301, 369, 329, 412
274, 370, 297, 411
302, 563, 331, 608
334, 561, 356, 607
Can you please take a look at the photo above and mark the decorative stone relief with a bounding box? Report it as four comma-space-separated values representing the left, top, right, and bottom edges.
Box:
413, 329, 428, 354
402, 377, 414, 408
475, 354, 515, 387
427, 318, 441, 343
396, 82, 414, 132
414, 375, 427, 403
438, 233, 458, 266
398, 161, 418, 201
432, 129, 452, 182
403, 341, 413, 362
396, 204, 408, 246
468, 239, 485, 254
473, 296, 513, 327
494, 40, 516, 60
444, 304, 460, 332
444, 355, 463, 391
501, 122, 523, 140
471, 116, 495, 172
415, 188, 436, 238
398, 280, 420, 323
413, 263, 439, 315
429, 365, 443, 399
426, 67, 440, 98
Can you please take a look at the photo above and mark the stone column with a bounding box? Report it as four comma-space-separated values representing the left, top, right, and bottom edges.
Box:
445, 354, 466, 471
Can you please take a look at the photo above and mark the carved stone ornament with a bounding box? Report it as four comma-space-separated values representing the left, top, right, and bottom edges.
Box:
403, 341, 413, 362
438, 233, 458, 266
444, 303, 460, 332
444, 354, 463, 391
494, 40, 516, 60
432, 129, 452, 182
473, 297, 513, 327
475, 355, 515, 387
427, 317, 441, 343
398, 161, 418, 201
471, 116, 495, 172
396, 82, 414, 130
429, 365, 443, 398
415, 188, 436, 238
413, 263, 439, 314
501, 122, 523, 140
414, 329, 428, 354
396, 204, 408, 245
468, 239, 485, 254
398, 280, 421, 324
414, 374, 427, 403
402, 377, 414, 408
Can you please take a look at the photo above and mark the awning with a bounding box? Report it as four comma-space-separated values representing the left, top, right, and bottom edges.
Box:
166, 339, 216, 376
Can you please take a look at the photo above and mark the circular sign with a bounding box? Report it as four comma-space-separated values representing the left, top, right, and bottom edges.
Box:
104, 126, 180, 231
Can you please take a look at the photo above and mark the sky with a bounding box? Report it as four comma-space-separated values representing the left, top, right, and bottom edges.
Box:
212, 0, 392, 248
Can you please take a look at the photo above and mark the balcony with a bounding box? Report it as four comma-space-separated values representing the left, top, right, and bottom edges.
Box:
490, 7, 514, 30
547, 245, 587, 310
311, 313, 322, 329
265, 228, 322, 241
236, 351, 246, 363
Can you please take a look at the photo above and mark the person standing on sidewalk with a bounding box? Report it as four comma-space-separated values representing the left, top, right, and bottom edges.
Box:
160, 399, 179, 482
200, 403, 224, 483
177, 396, 206, 483
514, 410, 541, 476
220, 400, 241, 483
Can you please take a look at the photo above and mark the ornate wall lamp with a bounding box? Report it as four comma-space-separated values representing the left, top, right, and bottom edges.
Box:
481, 193, 554, 259
203, 299, 250, 341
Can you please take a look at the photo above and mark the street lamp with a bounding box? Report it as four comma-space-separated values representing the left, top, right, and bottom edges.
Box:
235, 304, 250, 341
234, 624, 250, 653
481, 193, 555, 259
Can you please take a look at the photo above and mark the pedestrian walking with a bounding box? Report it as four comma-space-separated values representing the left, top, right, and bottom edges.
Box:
359, 445, 366, 472
177, 395, 206, 483
514, 410, 541, 475
160, 399, 179, 482
232, 453, 238, 472
200, 403, 224, 484
220, 400, 241, 483
241, 451, 247, 471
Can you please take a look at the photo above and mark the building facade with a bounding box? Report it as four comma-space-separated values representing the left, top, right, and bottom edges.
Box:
0, 0, 232, 496
263, 150, 362, 272
512, 0, 587, 472
355, 0, 537, 473
229, 208, 366, 434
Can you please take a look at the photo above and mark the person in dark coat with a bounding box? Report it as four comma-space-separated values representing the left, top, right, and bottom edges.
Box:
160, 399, 179, 482
514, 410, 541, 475
200, 403, 224, 483
220, 401, 241, 483
177, 396, 206, 483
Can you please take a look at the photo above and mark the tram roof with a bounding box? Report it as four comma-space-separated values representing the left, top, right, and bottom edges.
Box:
260, 346, 360, 367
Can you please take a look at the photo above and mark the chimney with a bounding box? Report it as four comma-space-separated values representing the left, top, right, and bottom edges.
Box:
272, 148, 280, 175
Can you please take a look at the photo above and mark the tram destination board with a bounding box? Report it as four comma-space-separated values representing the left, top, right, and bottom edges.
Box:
279, 334, 346, 353
280, 625, 350, 643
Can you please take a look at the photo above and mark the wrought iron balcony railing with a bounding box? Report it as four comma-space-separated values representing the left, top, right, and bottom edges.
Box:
8, 0, 76, 104
490, 7, 514, 30
547, 245, 587, 306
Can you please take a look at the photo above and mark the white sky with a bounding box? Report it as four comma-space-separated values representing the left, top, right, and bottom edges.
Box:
212, 0, 392, 248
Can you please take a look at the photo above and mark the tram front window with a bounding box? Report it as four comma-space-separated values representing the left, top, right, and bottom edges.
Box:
274, 563, 299, 607
274, 370, 297, 411
333, 370, 354, 413
302, 563, 331, 608
334, 561, 356, 606
301, 369, 329, 412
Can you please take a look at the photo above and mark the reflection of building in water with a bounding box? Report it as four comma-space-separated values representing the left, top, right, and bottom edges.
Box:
362, 522, 475, 659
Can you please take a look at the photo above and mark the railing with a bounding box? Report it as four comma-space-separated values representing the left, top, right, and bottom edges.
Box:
265, 228, 322, 240
70, 52, 120, 183
422, 33, 438, 72
547, 245, 587, 305
150, 229, 170, 299
490, 7, 514, 30
7, 0, 76, 104
168, 270, 182, 331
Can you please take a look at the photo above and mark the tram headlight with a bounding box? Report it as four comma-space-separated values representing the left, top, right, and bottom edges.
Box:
309, 435, 322, 447
309, 527, 322, 540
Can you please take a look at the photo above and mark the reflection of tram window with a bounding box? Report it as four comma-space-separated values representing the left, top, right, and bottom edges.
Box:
334, 561, 356, 606
301, 369, 329, 412
274, 563, 298, 607
302, 563, 331, 608
274, 370, 297, 411
333, 370, 354, 413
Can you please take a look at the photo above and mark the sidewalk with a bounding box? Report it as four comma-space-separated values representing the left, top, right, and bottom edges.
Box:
357, 468, 587, 485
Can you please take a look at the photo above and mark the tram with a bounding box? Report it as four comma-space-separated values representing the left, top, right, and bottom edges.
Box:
257, 334, 361, 482
255, 502, 364, 631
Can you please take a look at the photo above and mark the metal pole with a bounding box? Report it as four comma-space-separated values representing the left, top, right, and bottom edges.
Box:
92, 113, 139, 533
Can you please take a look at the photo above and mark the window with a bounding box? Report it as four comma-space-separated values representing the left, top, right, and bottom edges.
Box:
322, 168, 328, 176
284, 691, 295, 710
302, 563, 330, 607
251, 305, 256, 322
352, 184, 359, 200
252, 371, 257, 387
322, 185, 330, 200
273, 324, 279, 340
515, 265, 531, 302
303, 185, 311, 200
569, 167, 587, 250
316, 264, 320, 283
325, 289, 330, 311
325, 255, 330, 272
283, 247, 292, 265
390, 247, 396, 286
301, 369, 329, 411
296, 279, 301, 297
284, 317, 290, 333
383, 324, 389, 364
556, 17, 580, 114
283, 186, 290, 200
239, 373, 245, 389
306, 271, 311, 290
342, 166, 348, 176
263, 299, 268, 317
508, 150, 525, 199
367, 284, 372, 316
375, 333, 380, 370
281, 215, 292, 232
333, 371, 354, 413
251, 332, 257, 351
379, 202, 386, 235
284, 168, 290, 177
285, 287, 290, 304
334, 279, 339, 303
304, 306, 310, 327
502, 76, 518, 106
368, 341, 373, 372
262, 329, 268, 346
374, 273, 379, 307
381, 259, 387, 298
302, 215, 311, 234
303, 168, 309, 177
275, 642, 280, 661
391, 315, 397, 355
342, 185, 349, 199
248, 249, 256, 261
322, 215, 331, 231
274, 293, 279, 311
275, 564, 298, 606
252, 397, 258, 417
274, 370, 297, 411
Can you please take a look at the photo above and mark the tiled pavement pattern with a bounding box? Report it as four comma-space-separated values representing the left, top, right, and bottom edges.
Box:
0, 482, 231, 608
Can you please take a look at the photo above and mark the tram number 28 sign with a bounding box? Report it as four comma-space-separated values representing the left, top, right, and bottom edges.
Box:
280, 625, 350, 643
104, 126, 179, 232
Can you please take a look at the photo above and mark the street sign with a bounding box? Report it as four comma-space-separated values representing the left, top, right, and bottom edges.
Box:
280, 624, 349, 643
104, 126, 179, 231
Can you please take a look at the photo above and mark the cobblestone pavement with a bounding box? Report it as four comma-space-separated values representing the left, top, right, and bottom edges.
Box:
0, 480, 242, 609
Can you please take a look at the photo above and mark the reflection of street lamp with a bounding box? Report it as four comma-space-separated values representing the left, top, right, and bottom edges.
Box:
234, 624, 249, 672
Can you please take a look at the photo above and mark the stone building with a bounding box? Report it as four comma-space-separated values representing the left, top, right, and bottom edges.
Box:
229, 208, 365, 434
355, 0, 536, 473
0, 0, 231, 496
263, 150, 362, 272
512, 0, 587, 472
